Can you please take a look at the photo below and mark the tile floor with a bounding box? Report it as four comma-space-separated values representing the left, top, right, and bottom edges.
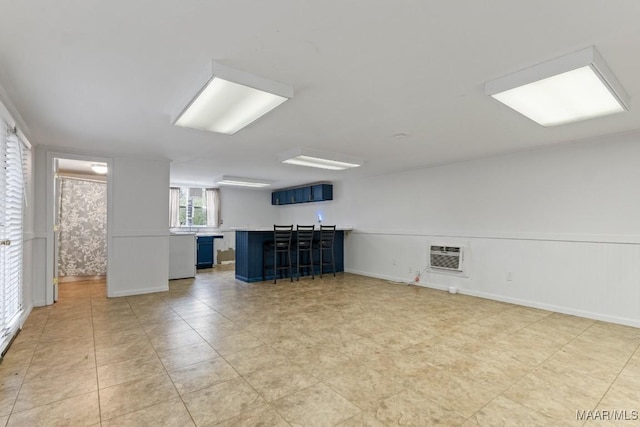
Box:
1, 268, 640, 426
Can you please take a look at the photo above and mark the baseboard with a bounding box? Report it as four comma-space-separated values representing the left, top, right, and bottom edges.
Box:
108, 285, 169, 298
345, 269, 411, 284
33, 300, 47, 307
19, 305, 33, 327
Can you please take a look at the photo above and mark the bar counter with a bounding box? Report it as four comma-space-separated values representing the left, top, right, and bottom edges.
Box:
234, 228, 348, 282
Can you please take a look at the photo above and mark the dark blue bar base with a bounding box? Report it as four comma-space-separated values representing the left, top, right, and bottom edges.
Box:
235, 230, 344, 282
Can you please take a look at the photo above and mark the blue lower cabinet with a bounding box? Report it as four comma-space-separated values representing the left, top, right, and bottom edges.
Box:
196, 236, 214, 268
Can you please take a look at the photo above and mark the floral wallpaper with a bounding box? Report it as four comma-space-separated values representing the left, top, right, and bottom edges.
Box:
58, 177, 107, 276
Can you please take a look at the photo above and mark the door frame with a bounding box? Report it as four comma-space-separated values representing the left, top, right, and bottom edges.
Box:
45, 150, 113, 305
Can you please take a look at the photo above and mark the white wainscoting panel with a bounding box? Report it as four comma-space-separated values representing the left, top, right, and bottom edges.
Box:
109, 235, 169, 297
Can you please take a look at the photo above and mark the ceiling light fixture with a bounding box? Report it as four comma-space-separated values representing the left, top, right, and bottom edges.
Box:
214, 175, 273, 188
90, 163, 108, 174
485, 46, 629, 126
172, 61, 294, 135
279, 148, 363, 170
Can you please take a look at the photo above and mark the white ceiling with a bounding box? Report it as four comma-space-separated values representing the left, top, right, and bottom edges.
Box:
1, 1, 639, 188
56, 158, 105, 176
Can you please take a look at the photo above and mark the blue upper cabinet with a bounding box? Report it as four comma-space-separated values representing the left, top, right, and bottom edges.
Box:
272, 183, 332, 205
312, 183, 332, 202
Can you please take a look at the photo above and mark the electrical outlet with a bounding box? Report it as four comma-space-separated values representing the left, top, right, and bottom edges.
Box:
392, 258, 397, 266
408, 266, 412, 273
506, 272, 513, 281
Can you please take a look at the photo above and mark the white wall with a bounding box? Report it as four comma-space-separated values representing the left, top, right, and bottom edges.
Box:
279, 132, 640, 327
277, 181, 350, 228
33, 146, 170, 302
109, 156, 169, 296
219, 187, 279, 229
22, 144, 34, 313
215, 187, 280, 254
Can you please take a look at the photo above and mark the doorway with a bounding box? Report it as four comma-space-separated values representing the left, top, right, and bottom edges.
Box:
49, 156, 110, 302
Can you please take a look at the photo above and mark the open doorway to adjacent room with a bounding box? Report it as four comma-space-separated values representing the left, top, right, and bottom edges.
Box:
52, 157, 109, 301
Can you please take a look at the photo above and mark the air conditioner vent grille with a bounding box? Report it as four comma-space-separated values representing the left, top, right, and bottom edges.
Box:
430, 245, 463, 271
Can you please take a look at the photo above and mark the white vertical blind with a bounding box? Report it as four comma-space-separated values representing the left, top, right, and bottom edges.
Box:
0, 124, 26, 353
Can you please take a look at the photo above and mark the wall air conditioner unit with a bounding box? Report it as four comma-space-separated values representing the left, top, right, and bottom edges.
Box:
430, 245, 463, 271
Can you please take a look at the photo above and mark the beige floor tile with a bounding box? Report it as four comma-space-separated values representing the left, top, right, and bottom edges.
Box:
140, 318, 193, 336
0, 346, 36, 371
97, 354, 166, 388
468, 396, 576, 426
371, 389, 467, 426
206, 331, 264, 356
273, 383, 360, 427
306, 326, 365, 345
157, 341, 220, 370
101, 398, 195, 427
0, 386, 19, 417
3, 271, 640, 426
0, 366, 27, 391
285, 345, 354, 380
7, 391, 100, 427
95, 339, 155, 367
597, 380, 640, 410
14, 367, 97, 412
25, 347, 96, 382
244, 362, 318, 402
193, 322, 248, 341
92, 316, 141, 336
327, 337, 388, 360
99, 373, 179, 421
504, 371, 606, 421
536, 351, 622, 386
335, 412, 385, 427
93, 327, 147, 345
224, 344, 289, 375
182, 377, 266, 426
168, 357, 238, 394
148, 329, 207, 352
215, 404, 289, 427
325, 365, 404, 413
400, 366, 499, 418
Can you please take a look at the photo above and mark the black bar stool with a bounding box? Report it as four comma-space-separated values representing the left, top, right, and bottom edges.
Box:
296, 225, 315, 280
318, 225, 336, 278
262, 225, 293, 283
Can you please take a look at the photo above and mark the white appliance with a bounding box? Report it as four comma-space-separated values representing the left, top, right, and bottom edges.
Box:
169, 233, 196, 279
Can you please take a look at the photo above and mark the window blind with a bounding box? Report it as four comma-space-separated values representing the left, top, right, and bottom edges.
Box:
0, 124, 26, 354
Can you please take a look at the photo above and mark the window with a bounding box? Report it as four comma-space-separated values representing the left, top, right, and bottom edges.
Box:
179, 187, 207, 226
1, 124, 27, 354
170, 186, 220, 228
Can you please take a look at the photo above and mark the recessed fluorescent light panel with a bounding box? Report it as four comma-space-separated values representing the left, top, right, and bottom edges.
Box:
279, 148, 363, 170
91, 163, 108, 174
173, 61, 294, 135
485, 47, 629, 126
214, 175, 273, 188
